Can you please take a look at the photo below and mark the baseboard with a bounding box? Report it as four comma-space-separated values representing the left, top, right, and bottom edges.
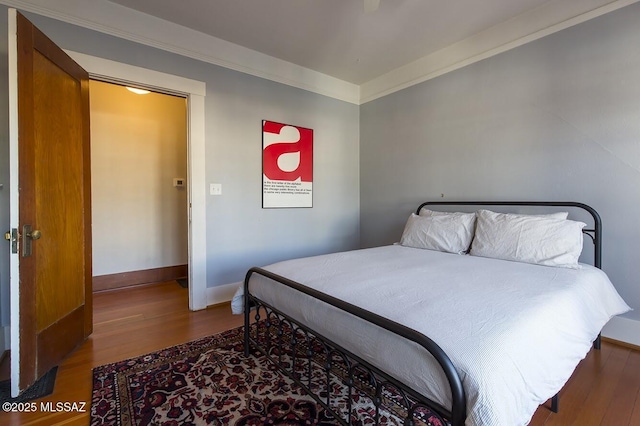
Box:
602, 337, 640, 351
602, 316, 640, 347
93, 264, 188, 292
207, 281, 241, 307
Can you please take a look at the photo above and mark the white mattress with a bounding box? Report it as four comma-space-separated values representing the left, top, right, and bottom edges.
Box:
238, 245, 630, 426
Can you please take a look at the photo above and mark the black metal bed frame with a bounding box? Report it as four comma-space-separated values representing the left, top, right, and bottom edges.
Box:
243, 201, 603, 425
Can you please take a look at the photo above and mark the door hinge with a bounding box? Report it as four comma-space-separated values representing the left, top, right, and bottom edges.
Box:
4, 228, 18, 254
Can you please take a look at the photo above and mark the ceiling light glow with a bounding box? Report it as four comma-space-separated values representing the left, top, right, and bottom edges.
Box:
126, 87, 150, 95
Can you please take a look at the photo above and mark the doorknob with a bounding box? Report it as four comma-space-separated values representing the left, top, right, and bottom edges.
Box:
27, 229, 42, 240
22, 225, 40, 257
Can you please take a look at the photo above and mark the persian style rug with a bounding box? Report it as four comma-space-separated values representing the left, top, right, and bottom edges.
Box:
91, 323, 447, 425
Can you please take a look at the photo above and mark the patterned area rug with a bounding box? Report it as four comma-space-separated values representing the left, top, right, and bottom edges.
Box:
91, 324, 447, 425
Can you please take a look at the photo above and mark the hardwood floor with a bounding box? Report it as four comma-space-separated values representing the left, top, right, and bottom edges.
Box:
0, 281, 638, 425
0, 281, 243, 426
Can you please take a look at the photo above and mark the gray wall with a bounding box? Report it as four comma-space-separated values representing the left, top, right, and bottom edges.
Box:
2, 2, 638, 340
360, 3, 640, 321
0, 5, 359, 313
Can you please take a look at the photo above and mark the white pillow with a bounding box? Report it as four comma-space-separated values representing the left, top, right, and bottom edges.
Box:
469, 209, 586, 268
542, 212, 569, 219
400, 213, 476, 254
511, 211, 569, 220
420, 207, 567, 220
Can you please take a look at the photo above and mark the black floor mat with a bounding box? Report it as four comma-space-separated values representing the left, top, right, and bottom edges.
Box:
176, 278, 188, 288
0, 366, 58, 403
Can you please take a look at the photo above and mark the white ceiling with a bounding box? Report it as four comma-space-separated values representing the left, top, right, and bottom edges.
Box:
107, 0, 557, 85
3, 0, 635, 103
105, 0, 637, 86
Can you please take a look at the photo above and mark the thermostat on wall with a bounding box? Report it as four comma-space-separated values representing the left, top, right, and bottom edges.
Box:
173, 178, 186, 188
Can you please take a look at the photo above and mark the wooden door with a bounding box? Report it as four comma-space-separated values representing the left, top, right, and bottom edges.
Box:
9, 10, 92, 395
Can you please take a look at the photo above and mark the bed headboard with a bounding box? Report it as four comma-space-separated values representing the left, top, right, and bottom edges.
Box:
416, 201, 602, 269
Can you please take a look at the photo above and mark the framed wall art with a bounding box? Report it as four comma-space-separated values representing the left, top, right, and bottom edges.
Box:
262, 120, 313, 208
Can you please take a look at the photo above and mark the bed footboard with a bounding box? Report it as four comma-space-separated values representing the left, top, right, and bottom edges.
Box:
243, 267, 466, 426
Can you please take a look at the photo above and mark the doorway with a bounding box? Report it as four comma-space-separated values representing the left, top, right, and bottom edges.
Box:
65, 50, 208, 311
90, 80, 189, 291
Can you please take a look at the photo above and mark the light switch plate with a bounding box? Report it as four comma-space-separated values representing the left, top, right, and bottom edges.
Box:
210, 183, 222, 195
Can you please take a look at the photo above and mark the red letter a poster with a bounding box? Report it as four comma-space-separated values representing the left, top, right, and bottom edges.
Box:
262, 120, 313, 208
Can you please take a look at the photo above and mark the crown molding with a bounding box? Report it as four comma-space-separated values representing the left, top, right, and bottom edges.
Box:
0, 0, 360, 104
360, 0, 640, 104
1, 0, 637, 105
65, 50, 206, 96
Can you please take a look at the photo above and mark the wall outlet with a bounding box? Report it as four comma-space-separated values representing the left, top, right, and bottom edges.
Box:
210, 183, 222, 195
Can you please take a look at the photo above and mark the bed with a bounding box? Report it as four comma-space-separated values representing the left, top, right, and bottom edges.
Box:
236, 201, 631, 426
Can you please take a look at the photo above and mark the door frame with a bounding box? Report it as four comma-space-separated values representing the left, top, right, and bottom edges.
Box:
64, 51, 208, 313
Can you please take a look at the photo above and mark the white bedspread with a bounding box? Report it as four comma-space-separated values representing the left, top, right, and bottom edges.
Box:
234, 245, 630, 426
